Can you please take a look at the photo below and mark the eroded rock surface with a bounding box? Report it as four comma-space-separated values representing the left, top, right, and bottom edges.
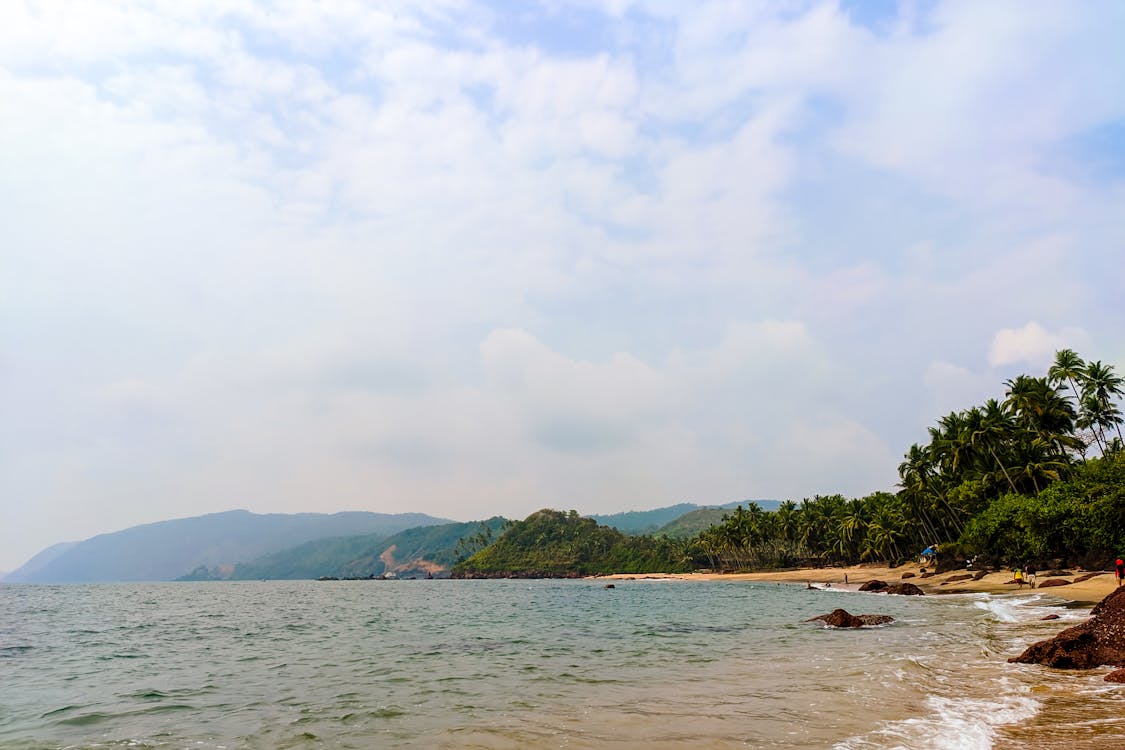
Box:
1010, 588, 1125, 670
807, 608, 894, 628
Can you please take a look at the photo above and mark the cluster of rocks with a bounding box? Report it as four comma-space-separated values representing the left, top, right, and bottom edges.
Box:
806, 608, 894, 628
1010, 587, 1125, 681
451, 570, 585, 579
857, 579, 924, 596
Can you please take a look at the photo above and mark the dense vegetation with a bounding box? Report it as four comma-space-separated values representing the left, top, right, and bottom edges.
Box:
181, 518, 511, 580
452, 509, 694, 577
456, 349, 1123, 577
685, 349, 1124, 570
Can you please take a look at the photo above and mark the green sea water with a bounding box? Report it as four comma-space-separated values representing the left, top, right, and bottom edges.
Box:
1, 580, 1122, 749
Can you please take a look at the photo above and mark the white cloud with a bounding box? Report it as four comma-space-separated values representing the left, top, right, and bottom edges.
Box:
2, 1, 1124, 570
988, 322, 1091, 369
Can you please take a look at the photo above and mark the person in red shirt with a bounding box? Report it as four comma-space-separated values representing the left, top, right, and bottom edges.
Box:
1116, 558, 1124, 587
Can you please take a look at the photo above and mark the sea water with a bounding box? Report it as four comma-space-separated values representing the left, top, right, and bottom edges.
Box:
1, 580, 1122, 749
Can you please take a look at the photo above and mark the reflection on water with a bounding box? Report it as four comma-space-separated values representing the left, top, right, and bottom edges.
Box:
0, 580, 1120, 749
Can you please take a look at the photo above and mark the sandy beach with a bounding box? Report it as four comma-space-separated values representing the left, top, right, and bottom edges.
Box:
600, 562, 1120, 605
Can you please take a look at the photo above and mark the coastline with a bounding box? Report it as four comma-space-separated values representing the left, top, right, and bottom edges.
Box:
597, 561, 1119, 605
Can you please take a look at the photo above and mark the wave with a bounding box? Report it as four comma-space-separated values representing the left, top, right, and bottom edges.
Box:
835, 685, 1039, 750
971, 593, 1086, 624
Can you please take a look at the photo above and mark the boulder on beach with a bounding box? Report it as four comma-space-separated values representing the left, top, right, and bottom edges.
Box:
900, 572, 916, 579
1037, 578, 1072, 588
1009, 588, 1125, 670
806, 608, 894, 628
1074, 572, 1105, 583
942, 574, 974, 585
859, 580, 888, 592
972, 570, 990, 581
1041, 614, 1061, 620
885, 582, 925, 596
1105, 669, 1125, 683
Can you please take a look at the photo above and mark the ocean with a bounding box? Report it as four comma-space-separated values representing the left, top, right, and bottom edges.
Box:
1, 580, 1122, 749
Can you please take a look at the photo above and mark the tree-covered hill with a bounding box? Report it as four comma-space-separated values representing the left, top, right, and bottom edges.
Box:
182, 518, 511, 580
452, 509, 692, 577
589, 500, 780, 535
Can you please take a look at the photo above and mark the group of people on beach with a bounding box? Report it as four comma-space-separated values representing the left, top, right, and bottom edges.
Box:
1014, 563, 1036, 589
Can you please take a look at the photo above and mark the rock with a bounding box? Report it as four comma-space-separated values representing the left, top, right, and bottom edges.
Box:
1075, 572, 1106, 583
1041, 614, 1061, 620
1010, 588, 1125, 669
859, 580, 888, 592
900, 572, 916, 579
1037, 578, 1072, 588
942, 574, 974, 585
973, 570, 990, 581
604, 584, 615, 589
1046, 570, 1072, 577
885, 582, 925, 596
920, 572, 936, 579
806, 608, 894, 628
1105, 669, 1125, 683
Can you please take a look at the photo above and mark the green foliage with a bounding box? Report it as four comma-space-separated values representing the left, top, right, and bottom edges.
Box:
961, 452, 1125, 561
453, 509, 693, 576
655, 508, 734, 538
218, 518, 513, 580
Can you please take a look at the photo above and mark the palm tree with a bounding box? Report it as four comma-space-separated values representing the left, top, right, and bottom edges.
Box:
1082, 361, 1125, 447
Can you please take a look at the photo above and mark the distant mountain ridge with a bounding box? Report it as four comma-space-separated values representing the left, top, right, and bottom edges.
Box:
4, 510, 452, 583
181, 517, 512, 581
589, 500, 780, 535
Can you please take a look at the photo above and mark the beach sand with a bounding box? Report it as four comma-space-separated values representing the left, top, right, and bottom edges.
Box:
599, 562, 1119, 604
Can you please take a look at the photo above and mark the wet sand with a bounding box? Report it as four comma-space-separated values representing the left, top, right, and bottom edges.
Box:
598, 562, 1119, 604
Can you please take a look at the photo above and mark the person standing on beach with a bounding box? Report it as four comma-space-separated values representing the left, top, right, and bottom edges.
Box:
1116, 558, 1124, 587
1024, 563, 1036, 589
1014, 568, 1024, 589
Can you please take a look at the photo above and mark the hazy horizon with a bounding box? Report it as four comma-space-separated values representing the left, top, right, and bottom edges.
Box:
3, 1, 1124, 571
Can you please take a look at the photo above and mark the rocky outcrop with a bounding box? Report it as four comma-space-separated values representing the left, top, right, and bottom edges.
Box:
1041, 614, 1061, 620
1010, 588, 1125, 669
807, 608, 894, 628
1075, 572, 1106, 583
942, 574, 974, 585
972, 570, 990, 581
900, 572, 916, 579
1037, 578, 1072, 588
1105, 669, 1125, 683
856, 580, 923, 595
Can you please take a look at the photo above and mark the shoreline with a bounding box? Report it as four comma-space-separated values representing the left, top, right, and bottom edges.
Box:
596, 561, 1119, 605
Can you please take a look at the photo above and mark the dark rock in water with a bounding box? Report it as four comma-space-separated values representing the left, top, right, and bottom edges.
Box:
885, 583, 925, 596
1041, 614, 1061, 621
1105, 669, 1125, 683
972, 570, 989, 581
942, 574, 974, 585
859, 580, 888, 592
807, 608, 894, 628
604, 584, 616, 589
900, 572, 916, 579
1038, 578, 1072, 588
1010, 588, 1125, 669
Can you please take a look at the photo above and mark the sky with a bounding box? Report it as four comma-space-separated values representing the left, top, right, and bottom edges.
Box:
2, 0, 1124, 572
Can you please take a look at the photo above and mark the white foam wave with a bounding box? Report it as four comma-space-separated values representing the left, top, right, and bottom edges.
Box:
971, 593, 1085, 624
834, 689, 1039, 750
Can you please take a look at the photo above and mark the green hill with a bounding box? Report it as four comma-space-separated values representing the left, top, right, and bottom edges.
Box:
452, 509, 692, 578
656, 507, 733, 538
589, 500, 780, 535
189, 518, 511, 580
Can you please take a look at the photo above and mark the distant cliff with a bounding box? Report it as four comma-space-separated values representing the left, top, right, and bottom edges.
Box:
4, 510, 451, 583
